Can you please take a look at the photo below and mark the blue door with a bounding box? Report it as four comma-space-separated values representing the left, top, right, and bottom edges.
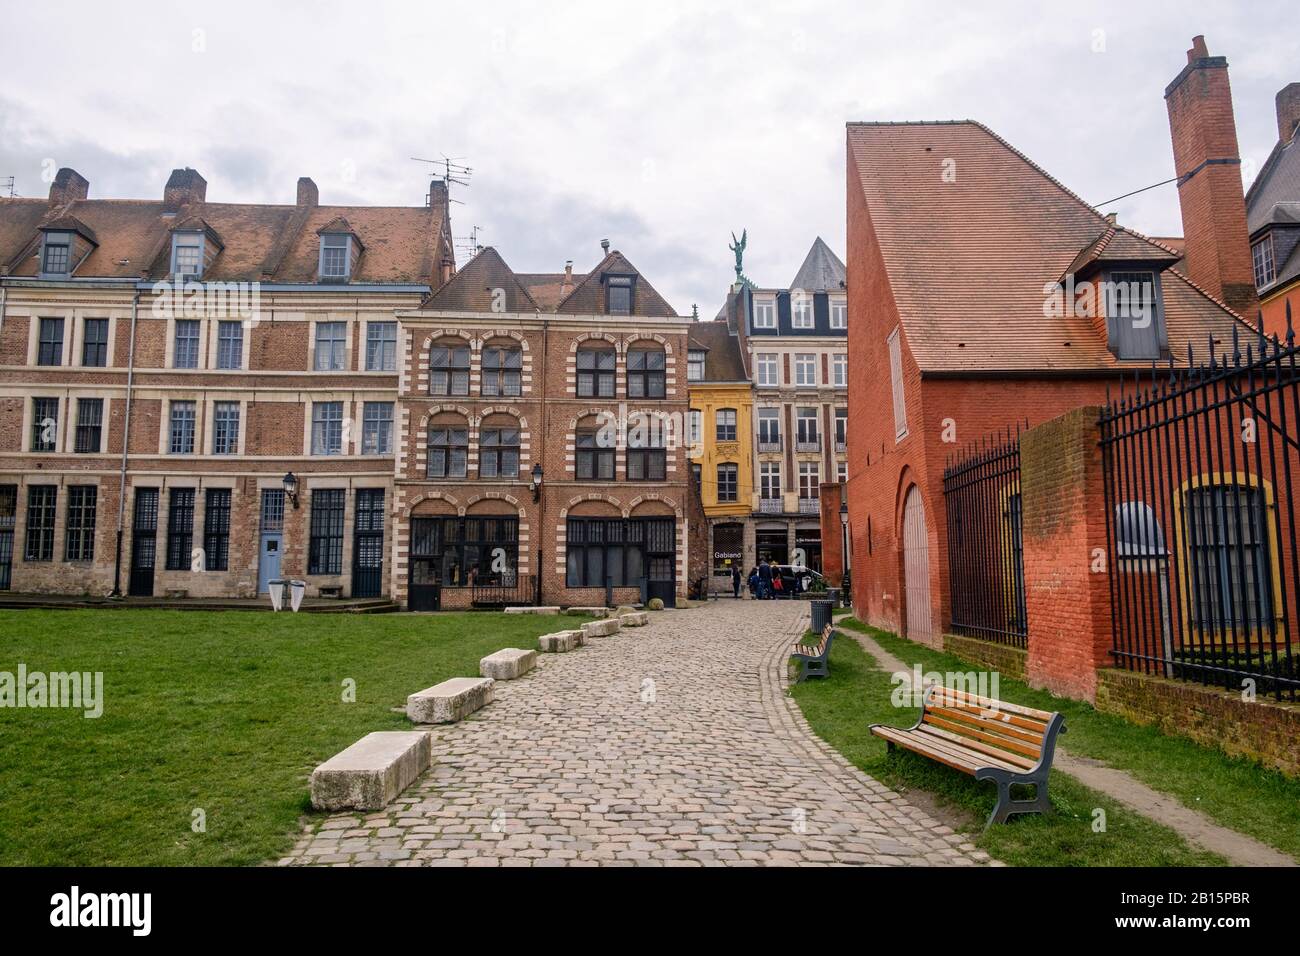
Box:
258, 490, 285, 594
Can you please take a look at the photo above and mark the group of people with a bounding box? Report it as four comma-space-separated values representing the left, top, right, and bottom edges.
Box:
728, 560, 792, 600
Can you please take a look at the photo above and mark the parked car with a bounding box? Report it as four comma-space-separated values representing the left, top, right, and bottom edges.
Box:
769, 564, 823, 597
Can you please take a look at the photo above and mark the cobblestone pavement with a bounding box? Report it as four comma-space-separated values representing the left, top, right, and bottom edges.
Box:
281, 601, 993, 867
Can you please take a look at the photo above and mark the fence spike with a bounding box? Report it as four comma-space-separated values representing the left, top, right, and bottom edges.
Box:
1287, 300, 1296, 345
1232, 324, 1241, 365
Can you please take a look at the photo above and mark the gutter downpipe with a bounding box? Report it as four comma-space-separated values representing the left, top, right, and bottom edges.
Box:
110, 289, 141, 597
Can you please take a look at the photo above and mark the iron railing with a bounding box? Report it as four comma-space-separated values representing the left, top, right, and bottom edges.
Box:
1099, 319, 1300, 701
471, 573, 537, 608
942, 430, 1028, 646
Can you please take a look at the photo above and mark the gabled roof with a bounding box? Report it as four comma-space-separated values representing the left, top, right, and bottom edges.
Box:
1060, 226, 1181, 282
846, 120, 1251, 372
422, 246, 540, 312
40, 214, 98, 245
1245, 133, 1300, 294
0, 188, 446, 283
790, 236, 846, 292
687, 320, 748, 382
554, 250, 678, 316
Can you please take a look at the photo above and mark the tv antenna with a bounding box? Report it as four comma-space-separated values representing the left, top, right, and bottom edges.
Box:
455, 225, 485, 259
412, 155, 472, 205
1, 177, 15, 198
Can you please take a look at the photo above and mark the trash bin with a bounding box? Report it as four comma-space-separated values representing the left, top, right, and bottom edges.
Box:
827, 587, 842, 608
810, 599, 833, 633
289, 579, 307, 613
268, 579, 287, 612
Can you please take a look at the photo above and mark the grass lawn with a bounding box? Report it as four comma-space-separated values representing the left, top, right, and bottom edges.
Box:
839, 619, 1300, 862
790, 623, 1227, 866
0, 609, 591, 866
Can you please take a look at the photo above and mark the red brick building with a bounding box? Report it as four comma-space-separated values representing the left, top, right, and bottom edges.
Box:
0, 167, 453, 599
844, 118, 1252, 645
392, 245, 691, 609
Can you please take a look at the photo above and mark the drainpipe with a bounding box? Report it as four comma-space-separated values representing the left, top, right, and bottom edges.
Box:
537, 316, 550, 606
109, 290, 141, 597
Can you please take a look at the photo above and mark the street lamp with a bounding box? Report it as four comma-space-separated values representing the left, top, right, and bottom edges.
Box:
282, 471, 300, 509
530, 463, 544, 502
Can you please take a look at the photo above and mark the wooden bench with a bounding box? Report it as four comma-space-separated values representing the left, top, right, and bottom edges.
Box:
791, 623, 835, 683
870, 685, 1066, 828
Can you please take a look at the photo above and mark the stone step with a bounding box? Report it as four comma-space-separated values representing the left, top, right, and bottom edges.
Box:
538, 629, 583, 653
582, 618, 622, 639
480, 647, 538, 680
310, 731, 432, 811
406, 677, 495, 723
620, 611, 650, 627
504, 606, 560, 615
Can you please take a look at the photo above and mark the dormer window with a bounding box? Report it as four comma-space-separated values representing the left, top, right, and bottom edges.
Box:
320, 234, 351, 282
1252, 235, 1276, 290
1104, 269, 1165, 361
170, 232, 205, 278
605, 274, 634, 314
40, 233, 71, 277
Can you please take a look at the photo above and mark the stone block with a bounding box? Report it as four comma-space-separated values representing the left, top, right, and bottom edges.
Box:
406, 677, 495, 723
504, 606, 560, 615
538, 629, 582, 653
310, 731, 431, 811
480, 647, 538, 680
620, 611, 649, 627
582, 618, 622, 639
565, 606, 609, 618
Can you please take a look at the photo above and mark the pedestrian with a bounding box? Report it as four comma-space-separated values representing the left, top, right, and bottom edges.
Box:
731, 564, 742, 599
758, 559, 772, 600
747, 567, 759, 599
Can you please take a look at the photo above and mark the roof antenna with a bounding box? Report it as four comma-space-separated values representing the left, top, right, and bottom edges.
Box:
0, 176, 15, 198
454, 225, 484, 259
411, 155, 472, 206
601, 238, 610, 256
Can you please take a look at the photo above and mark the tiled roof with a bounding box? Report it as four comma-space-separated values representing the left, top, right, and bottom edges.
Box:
1246, 135, 1300, 235
517, 271, 584, 311
846, 120, 1252, 372
790, 236, 846, 291
0, 184, 447, 284
688, 320, 748, 382
1060, 226, 1180, 282
423, 247, 540, 312
554, 250, 678, 317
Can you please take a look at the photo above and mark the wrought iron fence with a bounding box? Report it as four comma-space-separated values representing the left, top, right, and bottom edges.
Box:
942, 430, 1028, 646
471, 573, 537, 608
1099, 318, 1300, 701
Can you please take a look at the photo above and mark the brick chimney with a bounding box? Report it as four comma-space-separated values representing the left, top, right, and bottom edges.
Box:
1277, 83, 1300, 144
163, 168, 207, 210
1164, 36, 1257, 315
296, 176, 319, 206
48, 168, 89, 206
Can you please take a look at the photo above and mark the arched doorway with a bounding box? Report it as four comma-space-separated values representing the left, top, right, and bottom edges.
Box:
902, 485, 935, 643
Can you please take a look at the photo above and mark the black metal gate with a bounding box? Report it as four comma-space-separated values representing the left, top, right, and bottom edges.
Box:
352, 489, 385, 598
645, 517, 677, 608
128, 488, 159, 597
408, 516, 441, 610
1099, 321, 1300, 701
0, 485, 15, 590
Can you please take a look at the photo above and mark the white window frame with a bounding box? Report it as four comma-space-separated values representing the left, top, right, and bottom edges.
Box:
794, 353, 817, 387
319, 234, 352, 282
791, 292, 814, 329
687, 349, 706, 382
832, 353, 847, 387
756, 353, 779, 387
1252, 235, 1276, 290
753, 296, 776, 329
829, 296, 847, 329
170, 231, 205, 278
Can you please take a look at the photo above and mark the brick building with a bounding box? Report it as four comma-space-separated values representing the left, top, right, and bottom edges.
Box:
844, 118, 1253, 644
1243, 80, 1300, 336
715, 237, 849, 575
391, 245, 691, 609
0, 167, 453, 599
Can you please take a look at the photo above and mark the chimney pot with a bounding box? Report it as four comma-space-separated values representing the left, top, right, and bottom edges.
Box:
48, 168, 89, 206
1277, 82, 1300, 144
164, 168, 207, 209
1188, 35, 1209, 63
296, 177, 319, 207
600, 239, 610, 256
1105, 212, 1118, 226
564, 260, 573, 281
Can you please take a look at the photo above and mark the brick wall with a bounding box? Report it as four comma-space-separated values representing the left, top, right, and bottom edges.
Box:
1097, 667, 1300, 778
943, 633, 1027, 681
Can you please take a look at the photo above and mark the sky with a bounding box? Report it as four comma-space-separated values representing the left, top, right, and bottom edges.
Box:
0, 1, 1295, 313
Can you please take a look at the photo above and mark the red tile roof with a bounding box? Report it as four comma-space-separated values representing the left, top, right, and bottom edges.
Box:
847, 121, 1253, 372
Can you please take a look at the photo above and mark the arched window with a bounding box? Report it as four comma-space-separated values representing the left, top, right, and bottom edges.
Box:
479, 425, 520, 479
576, 345, 616, 398
481, 342, 522, 397
430, 340, 470, 396
427, 423, 468, 478
576, 419, 615, 480
627, 346, 665, 399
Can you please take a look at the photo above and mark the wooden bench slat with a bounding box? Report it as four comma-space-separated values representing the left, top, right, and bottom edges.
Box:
924, 695, 1051, 735
883, 726, 1031, 776
914, 725, 1038, 771
924, 704, 1047, 748
922, 712, 1044, 761
871, 727, 985, 776
926, 686, 1055, 722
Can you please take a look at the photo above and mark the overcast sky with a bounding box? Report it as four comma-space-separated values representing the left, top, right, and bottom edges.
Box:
1, 1, 1294, 312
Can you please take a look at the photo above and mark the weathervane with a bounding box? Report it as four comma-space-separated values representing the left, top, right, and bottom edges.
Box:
728, 229, 747, 281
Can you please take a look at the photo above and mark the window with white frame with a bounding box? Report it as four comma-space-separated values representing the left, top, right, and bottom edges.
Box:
478, 427, 520, 478
430, 342, 471, 395
361, 402, 393, 455
794, 353, 817, 387
481, 343, 522, 396
311, 402, 344, 455
799, 461, 820, 498
31, 397, 58, 452
760, 461, 781, 499
1252, 236, 1276, 290
170, 233, 204, 278
796, 407, 819, 445
216, 321, 243, 370
174, 319, 200, 368
688, 409, 702, 450
365, 322, 396, 371
791, 293, 813, 329
832, 353, 847, 387
320, 234, 351, 281
687, 349, 705, 382
758, 407, 781, 446
428, 426, 468, 478
835, 408, 848, 447
314, 321, 347, 371
212, 401, 240, 455
169, 401, 196, 454
756, 353, 779, 386
715, 408, 737, 442
830, 297, 847, 329
888, 326, 907, 439
753, 296, 776, 329
838, 460, 848, 484
74, 398, 103, 454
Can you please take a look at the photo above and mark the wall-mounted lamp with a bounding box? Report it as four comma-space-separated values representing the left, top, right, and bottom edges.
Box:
282, 471, 300, 510
529, 463, 544, 503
